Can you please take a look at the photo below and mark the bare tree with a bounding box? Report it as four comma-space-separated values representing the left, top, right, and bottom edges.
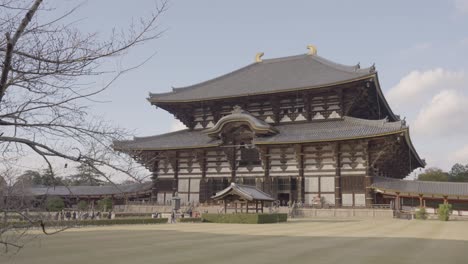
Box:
0, 0, 167, 253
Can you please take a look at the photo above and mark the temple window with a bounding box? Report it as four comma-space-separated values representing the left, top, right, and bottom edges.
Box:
239, 146, 261, 166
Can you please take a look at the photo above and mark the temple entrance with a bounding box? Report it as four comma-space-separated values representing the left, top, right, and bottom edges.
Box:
278, 193, 290, 206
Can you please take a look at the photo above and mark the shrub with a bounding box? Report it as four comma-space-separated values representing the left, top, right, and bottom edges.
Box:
201, 213, 287, 224
114, 213, 153, 218
46, 197, 65, 212
77, 200, 88, 211
96, 197, 113, 212
178, 217, 202, 223
415, 207, 428, 220
438, 204, 452, 221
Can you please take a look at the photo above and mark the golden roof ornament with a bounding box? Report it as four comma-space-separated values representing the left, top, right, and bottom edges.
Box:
307, 44, 317, 55
255, 52, 264, 62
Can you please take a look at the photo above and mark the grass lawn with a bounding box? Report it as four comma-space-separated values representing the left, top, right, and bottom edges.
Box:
2, 218, 468, 264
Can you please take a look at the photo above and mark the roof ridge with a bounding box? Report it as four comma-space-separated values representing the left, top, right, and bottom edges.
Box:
150, 62, 258, 98
149, 53, 374, 100
309, 54, 373, 74
343, 116, 404, 129
374, 176, 468, 185
132, 129, 190, 141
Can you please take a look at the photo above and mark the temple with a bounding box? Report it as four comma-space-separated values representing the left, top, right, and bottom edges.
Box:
113, 46, 425, 208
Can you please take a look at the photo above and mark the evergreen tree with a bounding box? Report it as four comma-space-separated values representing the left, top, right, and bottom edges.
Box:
418, 168, 449, 182
70, 162, 104, 186
449, 163, 468, 182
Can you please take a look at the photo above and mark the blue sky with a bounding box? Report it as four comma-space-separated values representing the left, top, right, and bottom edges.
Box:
23, 0, 468, 174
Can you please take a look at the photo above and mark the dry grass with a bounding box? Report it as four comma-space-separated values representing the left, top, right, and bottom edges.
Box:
2, 218, 468, 264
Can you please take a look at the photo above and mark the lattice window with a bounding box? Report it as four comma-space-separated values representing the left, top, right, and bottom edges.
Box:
239, 147, 261, 166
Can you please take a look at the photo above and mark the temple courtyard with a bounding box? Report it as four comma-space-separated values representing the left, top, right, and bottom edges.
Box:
2, 218, 468, 264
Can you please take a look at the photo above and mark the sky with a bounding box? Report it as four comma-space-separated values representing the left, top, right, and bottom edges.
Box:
11, 0, 468, 175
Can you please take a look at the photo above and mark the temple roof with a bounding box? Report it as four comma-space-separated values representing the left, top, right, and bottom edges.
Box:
204, 106, 278, 138
211, 182, 275, 201
254, 116, 405, 144
113, 116, 407, 151
372, 177, 468, 197
27, 182, 153, 197
148, 54, 375, 103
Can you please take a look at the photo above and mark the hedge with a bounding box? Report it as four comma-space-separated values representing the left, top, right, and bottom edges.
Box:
178, 217, 202, 223
114, 213, 153, 218
1, 218, 168, 229
201, 213, 287, 224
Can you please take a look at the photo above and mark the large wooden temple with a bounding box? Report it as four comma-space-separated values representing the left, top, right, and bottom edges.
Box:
114, 46, 425, 208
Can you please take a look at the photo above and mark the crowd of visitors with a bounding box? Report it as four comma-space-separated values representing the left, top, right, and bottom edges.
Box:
48, 210, 115, 221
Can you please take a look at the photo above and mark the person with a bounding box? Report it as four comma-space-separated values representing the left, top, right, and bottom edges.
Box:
72, 211, 77, 220
171, 210, 176, 223
96, 211, 101, 220
187, 207, 193, 218
65, 211, 71, 220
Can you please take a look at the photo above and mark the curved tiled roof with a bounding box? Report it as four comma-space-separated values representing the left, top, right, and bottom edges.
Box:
113, 129, 221, 151
255, 116, 405, 144
113, 116, 406, 151
212, 182, 275, 201
204, 106, 278, 137
28, 182, 153, 197
148, 54, 374, 103
372, 177, 468, 197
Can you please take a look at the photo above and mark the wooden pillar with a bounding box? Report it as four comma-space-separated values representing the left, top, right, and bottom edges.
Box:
395, 192, 400, 211
246, 202, 249, 213
256, 201, 259, 213
261, 201, 264, 213
235, 202, 237, 213
295, 144, 304, 203
259, 146, 270, 194
365, 141, 373, 208
419, 194, 424, 208
188, 178, 191, 203
230, 144, 237, 183
151, 158, 159, 202
334, 142, 342, 207
224, 199, 227, 214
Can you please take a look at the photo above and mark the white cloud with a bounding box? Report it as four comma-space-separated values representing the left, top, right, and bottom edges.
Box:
413, 90, 468, 136
387, 68, 468, 170
387, 68, 465, 112
455, 0, 468, 14
452, 145, 468, 164
170, 118, 187, 132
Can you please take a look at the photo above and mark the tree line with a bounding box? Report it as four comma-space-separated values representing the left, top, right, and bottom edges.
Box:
417, 163, 468, 182
12, 162, 136, 187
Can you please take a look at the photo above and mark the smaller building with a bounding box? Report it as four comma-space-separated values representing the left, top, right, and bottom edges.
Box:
372, 177, 468, 212
212, 182, 275, 213
3, 182, 153, 209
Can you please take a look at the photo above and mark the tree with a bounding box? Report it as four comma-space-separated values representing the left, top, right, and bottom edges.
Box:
417, 167, 449, 182
46, 197, 65, 212
69, 162, 105, 186
449, 163, 468, 182
77, 200, 88, 211
18, 170, 41, 185
0, 0, 167, 253
96, 198, 113, 212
